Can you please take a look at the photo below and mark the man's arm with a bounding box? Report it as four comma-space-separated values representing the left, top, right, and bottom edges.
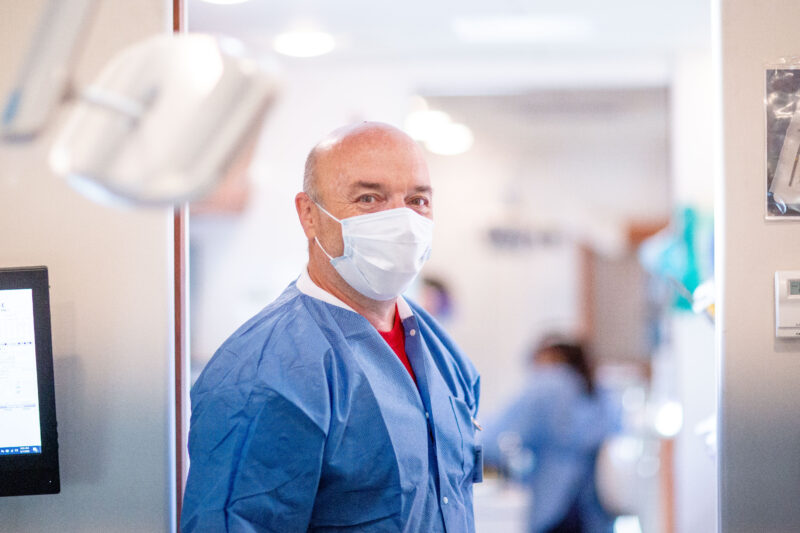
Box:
182, 387, 326, 533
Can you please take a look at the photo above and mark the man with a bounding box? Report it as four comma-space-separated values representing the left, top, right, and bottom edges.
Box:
181, 122, 482, 533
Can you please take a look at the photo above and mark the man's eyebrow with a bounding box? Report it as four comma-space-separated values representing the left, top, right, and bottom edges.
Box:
348, 181, 386, 192
347, 181, 433, 195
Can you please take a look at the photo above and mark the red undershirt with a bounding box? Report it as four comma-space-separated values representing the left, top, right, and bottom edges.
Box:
378, 304, 417, 385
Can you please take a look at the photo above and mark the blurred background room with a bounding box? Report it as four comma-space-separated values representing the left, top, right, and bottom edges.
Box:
186, 1, 715, 532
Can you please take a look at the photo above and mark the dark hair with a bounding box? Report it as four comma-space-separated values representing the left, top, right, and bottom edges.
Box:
537, 342, 596, 395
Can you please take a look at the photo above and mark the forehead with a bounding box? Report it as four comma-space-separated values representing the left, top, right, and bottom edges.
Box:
315, 127, 430, 193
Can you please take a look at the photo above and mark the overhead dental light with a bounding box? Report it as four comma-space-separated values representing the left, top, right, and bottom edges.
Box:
2, 0, 280, 206
273, 30, 336, 58
49, 34, 279, 205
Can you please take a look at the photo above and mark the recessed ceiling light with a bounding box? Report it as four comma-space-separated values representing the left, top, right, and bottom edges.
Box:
405, 110, 451, 141
405, 106, 474, 156
273, 31, 335, 58
424, 122, 474, 156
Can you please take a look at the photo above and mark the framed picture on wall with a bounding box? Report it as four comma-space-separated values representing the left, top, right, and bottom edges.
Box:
766, 65, 800, 219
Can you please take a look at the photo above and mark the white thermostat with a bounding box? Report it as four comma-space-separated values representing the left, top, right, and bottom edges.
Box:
775, 271, 800, 337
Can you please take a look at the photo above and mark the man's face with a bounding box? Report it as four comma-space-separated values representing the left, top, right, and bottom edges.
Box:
313, 127, 433, 258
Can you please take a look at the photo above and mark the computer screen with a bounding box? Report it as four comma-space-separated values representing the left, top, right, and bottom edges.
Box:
0, 287, 44, 456
0, 267, 59, 496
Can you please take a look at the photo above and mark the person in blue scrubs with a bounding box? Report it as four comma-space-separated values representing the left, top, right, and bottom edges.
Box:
482, 341, 615, 533
181, 122, 482, 532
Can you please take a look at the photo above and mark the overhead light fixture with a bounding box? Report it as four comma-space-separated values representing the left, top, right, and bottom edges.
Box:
273, 30, 335, 58
405, 109, 451, 141
423, 122, 474, 156
405, 108, 473, 156
452, 15, 592, 44
48, 34, 279, 206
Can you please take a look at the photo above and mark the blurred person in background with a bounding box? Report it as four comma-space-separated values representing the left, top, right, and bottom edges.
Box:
483, 339, 616, 533
418, 275, 454, 323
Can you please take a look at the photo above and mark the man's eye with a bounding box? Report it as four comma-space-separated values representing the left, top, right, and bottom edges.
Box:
358, 195, 377, 203
409, 196, 430, 207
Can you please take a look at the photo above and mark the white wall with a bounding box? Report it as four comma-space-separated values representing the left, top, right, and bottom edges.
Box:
666, 48, 718, 533
672, 52, 715, 211
716, 1, 800, 531
0, 1, 175, 531
673, 313, 717, 533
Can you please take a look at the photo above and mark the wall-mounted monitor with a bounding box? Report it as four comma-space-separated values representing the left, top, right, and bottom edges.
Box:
0, 266, 60, 496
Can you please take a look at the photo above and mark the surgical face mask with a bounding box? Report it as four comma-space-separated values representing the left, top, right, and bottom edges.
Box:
314, 202, 434, 301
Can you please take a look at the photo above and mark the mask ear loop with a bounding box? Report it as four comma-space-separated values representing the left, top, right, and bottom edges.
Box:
314, 236, 335, 260
313, 200, 341, 223
313, 200, 340, 260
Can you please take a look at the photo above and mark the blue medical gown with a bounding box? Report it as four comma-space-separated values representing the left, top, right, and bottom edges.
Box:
482, 364, 615, 533
181, 281, 481, 532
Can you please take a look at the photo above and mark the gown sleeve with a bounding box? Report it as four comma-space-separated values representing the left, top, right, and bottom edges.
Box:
182, 385, 326, 533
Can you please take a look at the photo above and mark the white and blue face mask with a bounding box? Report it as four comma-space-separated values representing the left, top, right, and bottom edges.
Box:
314, 202, 434, 301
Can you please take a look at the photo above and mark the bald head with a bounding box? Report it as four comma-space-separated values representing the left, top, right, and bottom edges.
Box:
303, 122, 426, 205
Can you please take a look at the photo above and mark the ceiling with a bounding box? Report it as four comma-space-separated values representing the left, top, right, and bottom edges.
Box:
187, 0, 711, 67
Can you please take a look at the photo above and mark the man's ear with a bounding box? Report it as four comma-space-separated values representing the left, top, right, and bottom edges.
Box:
295, 192, 316, 239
